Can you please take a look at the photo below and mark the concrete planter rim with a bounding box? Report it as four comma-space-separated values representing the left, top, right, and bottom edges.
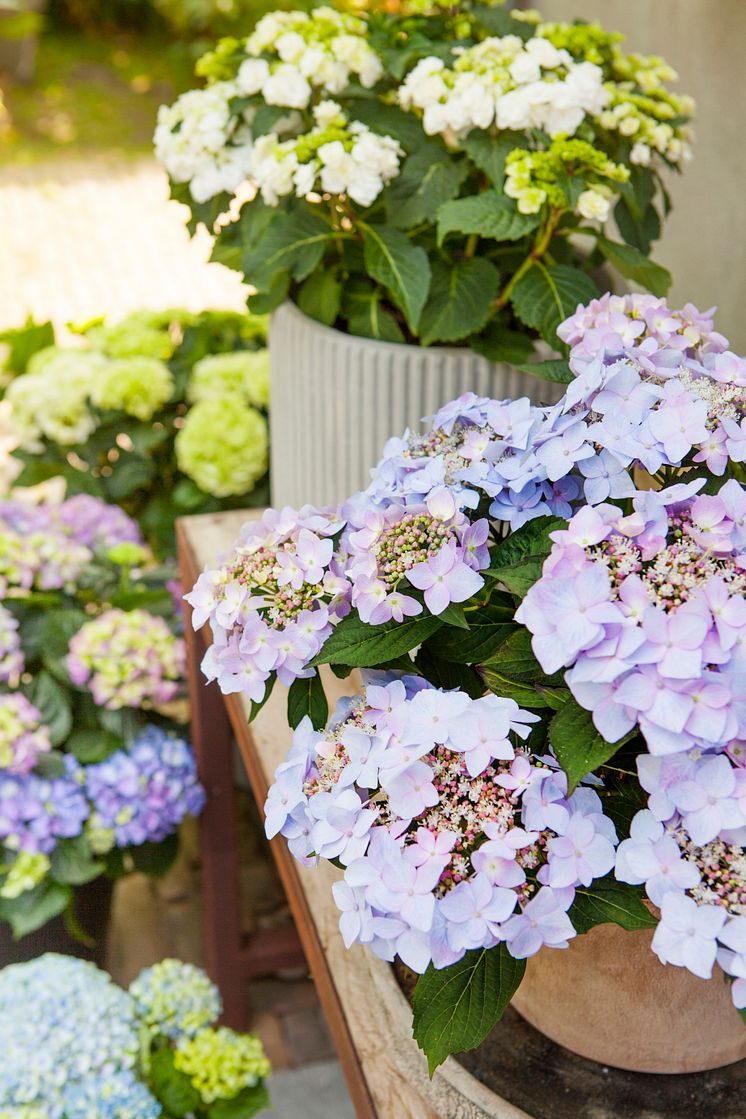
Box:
277, 297, 535, 363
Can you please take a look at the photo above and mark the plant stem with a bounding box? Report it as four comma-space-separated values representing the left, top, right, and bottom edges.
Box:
464, 232, 478, 259
493, 206, 564, 311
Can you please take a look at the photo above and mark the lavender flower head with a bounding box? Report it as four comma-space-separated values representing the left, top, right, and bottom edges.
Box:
265, 681, 617, 973
0, 607, 23, 684
56, 494, 142, 551
0, 756, 88, 855
67, 608, 185, 710
186, 504, 349, 703
85, 726, 205, 849
0, 502, 92, 593
0, 694, 52, 776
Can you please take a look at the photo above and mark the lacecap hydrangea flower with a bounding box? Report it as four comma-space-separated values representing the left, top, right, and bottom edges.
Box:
187, 504, 349, 703
85, 727, 205, 850
188, 349, 270, 410
0, 606, 23, 683
67, 608, 185, 710
0, 694, 51, 775
89, 356, 174, 421
265, 680, 618, 973
175, 394, 269, 498
129, 958, 221, 1040
174, 1027, 271, 1103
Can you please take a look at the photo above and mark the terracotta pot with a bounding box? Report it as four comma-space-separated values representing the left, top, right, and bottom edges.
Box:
269, 301, 562, 509
511, 921, 746, 1074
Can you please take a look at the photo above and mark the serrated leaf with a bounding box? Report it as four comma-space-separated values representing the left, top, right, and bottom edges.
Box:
511, 263, 599, 347
415, 646, 484, 699
515, 359, 573, 385
149, 1047, 202, 1118
461, 132, 525, 189
208, 1083, 271, 1119
67, 729, 123, 764
437, 191, 539, 246
614, 197, 661, 256
468, 324, 534, 366
287, 673, 328, 730
360, 224, 431, 332
248, 270, 290, 314
420, 258, 500, 346
412, 945, 525, 1076
347, 100, 430, 151
596, 234, 671, 297
472, 3, 532, 39
570, 877, 657, 935
387, 145, 469, 229
311, 612, 443, 668
486, 629, 563, 686
297, 270, 342, 327
550, 698, 631, 792
243, 208, 333, 289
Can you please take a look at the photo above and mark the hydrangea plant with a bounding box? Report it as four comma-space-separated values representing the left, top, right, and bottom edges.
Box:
4, 309, 270, 557
0, 954, 271, 1118
157, 1, 692, 367
0, 496, 204, 940
189, 293, 746, 1073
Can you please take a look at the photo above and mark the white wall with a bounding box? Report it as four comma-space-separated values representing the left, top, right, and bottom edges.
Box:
532, 0, 746, 350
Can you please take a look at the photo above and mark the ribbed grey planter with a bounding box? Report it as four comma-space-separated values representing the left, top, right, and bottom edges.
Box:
269, 301, 562, 509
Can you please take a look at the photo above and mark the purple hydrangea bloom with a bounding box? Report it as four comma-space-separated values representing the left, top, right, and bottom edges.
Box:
0, 756, 89, 854
85, 726, 205, 847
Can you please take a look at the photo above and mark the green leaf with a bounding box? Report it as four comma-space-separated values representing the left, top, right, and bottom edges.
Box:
438, 601, 470, 630
50, 835, 103, 886
437, 191, 539, 246
739, 1007, 746, 1027
243, 208, 333, 289
27, 671, 72, 746
515, 359, 573, 385
461, 132, 525, 189
360, 224, 431, 333
412, 945, 525, 1076
550, 698, 631, 792
481, 667, 562, 709
570, 877, 657, 935
33, 753, 67, 779
343, 280, 406, 343
129, 834, 180, 879
106, 457, 155, 500
345, 100, 428, 151
472, 4, 532, 38
0, 317, 55, 374
468, 324, 534, 366
109, 588, 173, 612
208, 1083, 271, 1119
415, 646, 484, 699
511, 263, 599, 347
485, 516, 563, 598
249, 672, 276, 722
149, 1047, 202, 1118
297, 270, 343, 327
248, 270, 290, 314
614, 198, 661, 256
0, 881, 71, 938
595, 234, 671, 297
420, 259, 500, 347
485, 629, 563, 685
311, 611, 443, 668
252, 104, 290, 137
67, 729, 123, 764
435, 602, 516, 663
387, 145, 469, 229
287, 673, 328, 731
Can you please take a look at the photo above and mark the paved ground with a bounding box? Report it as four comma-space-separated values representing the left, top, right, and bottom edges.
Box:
265, 1061, 355, 1119
0, 156, 247, 333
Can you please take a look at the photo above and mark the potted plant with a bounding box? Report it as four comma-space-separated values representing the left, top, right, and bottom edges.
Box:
187, 291, 746, 1075
0, 954, 271, 1116
157, 1, 693, 507
3, 309, 270, 558
0, 493, 205, 958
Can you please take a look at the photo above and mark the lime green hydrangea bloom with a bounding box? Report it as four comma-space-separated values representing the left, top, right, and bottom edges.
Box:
188, 349, 270, 410
0, 852, 50, 900
175, 395, 268, 497
6, 348, 105, 448
174, 1026, 271, 1103
85, 315, 177, 361
505, 138, 628, 216
90, 357, 174, 421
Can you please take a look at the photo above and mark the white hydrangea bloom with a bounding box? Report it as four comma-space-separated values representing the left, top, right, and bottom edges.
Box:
576, 188, 611, 222
263, 64, 312, 110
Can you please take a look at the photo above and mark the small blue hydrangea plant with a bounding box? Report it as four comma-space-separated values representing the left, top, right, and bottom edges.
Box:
0, 955, 271, 1118
190, 294, 746, 1073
